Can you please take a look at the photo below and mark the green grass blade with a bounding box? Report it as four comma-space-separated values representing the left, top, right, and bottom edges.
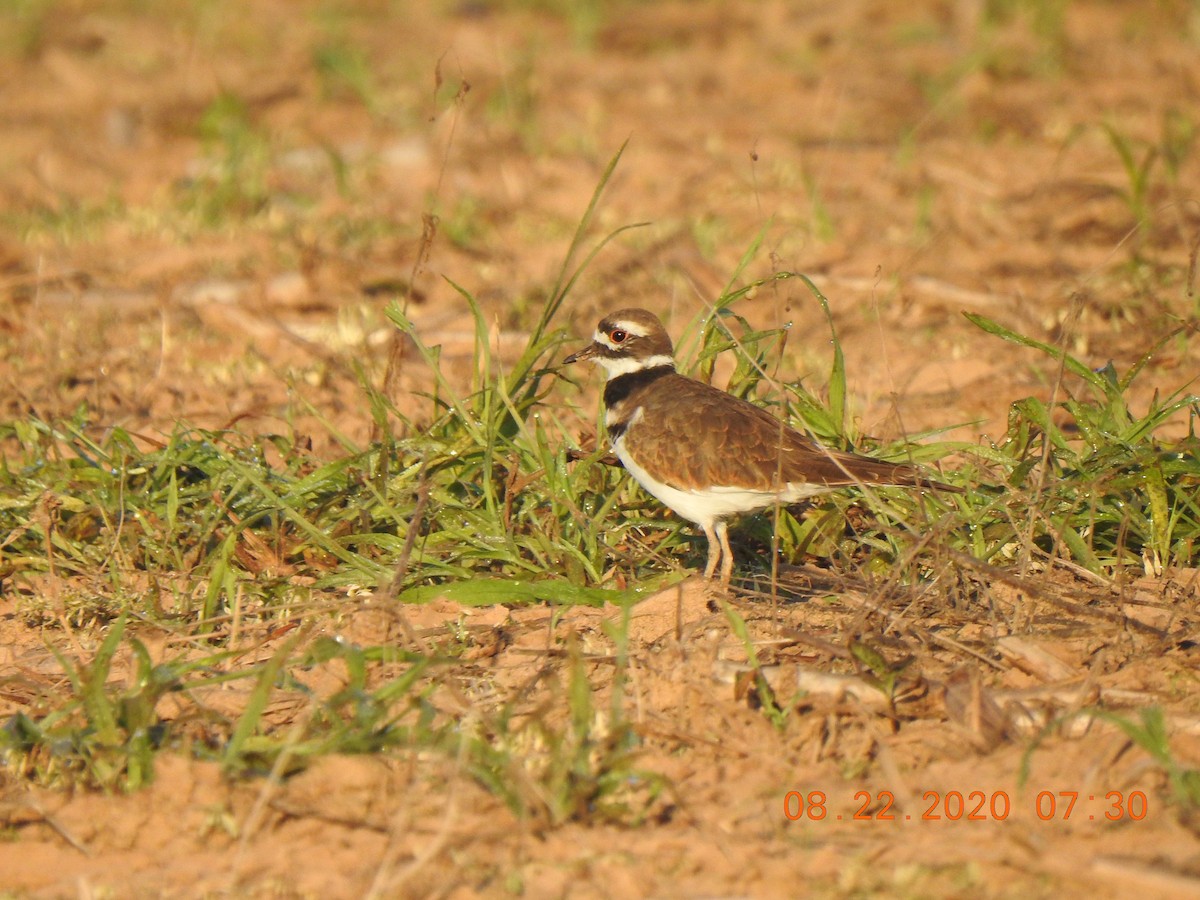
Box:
798, 274, 846, 434
964, 312, 1103, 389
222, 632, 304, 771
537, 139, 638, 342
83, 613, 128, 747
397, 577, 640, 607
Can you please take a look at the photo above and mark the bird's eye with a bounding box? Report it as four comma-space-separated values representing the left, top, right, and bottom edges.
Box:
610, 329, 627, 343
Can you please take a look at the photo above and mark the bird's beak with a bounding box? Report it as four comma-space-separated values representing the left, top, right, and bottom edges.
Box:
563, 342, 598, 365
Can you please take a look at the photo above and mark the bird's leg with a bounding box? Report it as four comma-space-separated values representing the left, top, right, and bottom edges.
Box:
702, 522, 721, 579
715, 520, 734, 585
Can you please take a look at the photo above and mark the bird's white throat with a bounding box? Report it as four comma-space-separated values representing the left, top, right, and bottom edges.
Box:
593, 353, 675, 379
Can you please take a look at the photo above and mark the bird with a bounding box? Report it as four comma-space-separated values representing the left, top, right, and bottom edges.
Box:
564, 307, 956, 584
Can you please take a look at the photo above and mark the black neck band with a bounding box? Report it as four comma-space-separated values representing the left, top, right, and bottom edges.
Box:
603, 365, 675, 411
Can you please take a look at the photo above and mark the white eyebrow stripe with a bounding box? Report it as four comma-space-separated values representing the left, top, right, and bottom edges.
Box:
609, 321, 649, 337
594, 320, 651, 350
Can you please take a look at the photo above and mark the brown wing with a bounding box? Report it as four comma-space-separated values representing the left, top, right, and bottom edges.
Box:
622, 374, 928, 492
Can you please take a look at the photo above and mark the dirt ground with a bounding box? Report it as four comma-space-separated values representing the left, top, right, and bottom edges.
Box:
3, 1, 1200, 897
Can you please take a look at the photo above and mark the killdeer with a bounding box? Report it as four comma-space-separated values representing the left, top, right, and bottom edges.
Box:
564, 307, 955, 584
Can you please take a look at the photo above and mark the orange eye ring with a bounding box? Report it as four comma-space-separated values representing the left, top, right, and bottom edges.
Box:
610, 329, 627, 343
